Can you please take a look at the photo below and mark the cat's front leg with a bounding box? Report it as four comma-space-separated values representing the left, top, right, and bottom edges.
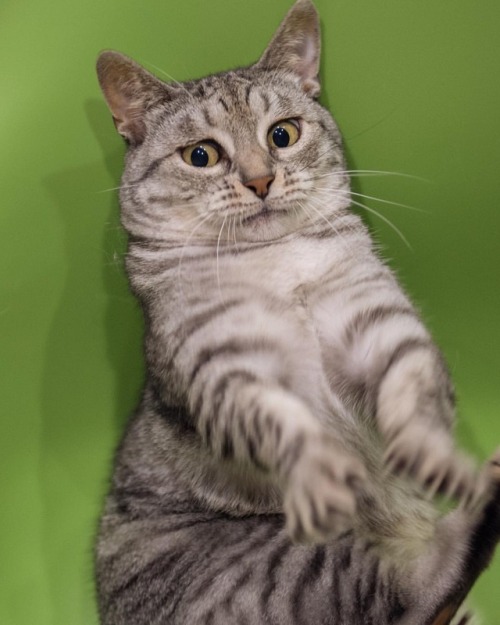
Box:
190, 375, 366, 543
283, 429, 366, 543
150, 292, 368, 542
376, 344, 477, 502
335, 298, 479, 502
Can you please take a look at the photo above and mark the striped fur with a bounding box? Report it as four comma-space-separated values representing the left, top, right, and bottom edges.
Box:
95, 1, 499, 623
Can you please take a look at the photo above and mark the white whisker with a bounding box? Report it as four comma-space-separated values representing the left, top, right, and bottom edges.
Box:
348, 197, 412, 250
348, 190, 427, 214
216, 214, 228, 298
177, 212, 214, 283
295, 146, 336, 174
310, 184, 414, 249
232, 215, 239, 251
141, 61, 196, 101
298, 198, 354, 251
311, 169, 428, 182
306, 164, 425, 250
96, 183, 140, 194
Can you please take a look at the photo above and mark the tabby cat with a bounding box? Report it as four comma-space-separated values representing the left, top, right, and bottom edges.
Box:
94, 1, 500, 623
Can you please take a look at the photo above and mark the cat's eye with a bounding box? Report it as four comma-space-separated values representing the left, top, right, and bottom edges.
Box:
267, 119, 300, 149
181, 142, 220, 167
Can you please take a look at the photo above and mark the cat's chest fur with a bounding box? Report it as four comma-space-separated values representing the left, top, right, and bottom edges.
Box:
205, 235, 359, 309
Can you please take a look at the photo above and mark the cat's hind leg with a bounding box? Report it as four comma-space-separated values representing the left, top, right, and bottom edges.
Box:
404, 448, 500, 625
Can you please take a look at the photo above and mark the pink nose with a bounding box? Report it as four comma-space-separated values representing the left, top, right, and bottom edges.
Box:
244, 175, 274, 199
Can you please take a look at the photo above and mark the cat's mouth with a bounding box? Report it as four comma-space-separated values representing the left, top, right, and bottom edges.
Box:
242, 205, 283, 225
242, 205, 271, 225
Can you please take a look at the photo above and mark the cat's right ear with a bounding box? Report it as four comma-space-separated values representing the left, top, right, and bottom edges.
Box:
256, 0, 321, 97
96, 51, 166, 145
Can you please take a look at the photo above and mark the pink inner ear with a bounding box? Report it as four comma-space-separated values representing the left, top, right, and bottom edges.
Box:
297, 46, 320, 96
296, 29, 320, 94
301, 32, 318, 74
106, 88, 130, 125
255, 1, 321, 97
101, 76, 148, 143
97, 51, 162, 144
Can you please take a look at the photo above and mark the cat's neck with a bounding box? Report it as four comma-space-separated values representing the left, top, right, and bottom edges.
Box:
125, 212, 373, 306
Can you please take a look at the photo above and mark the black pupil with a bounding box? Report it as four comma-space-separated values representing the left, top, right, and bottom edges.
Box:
191, 146, 209, 167
273, 126, 290, 148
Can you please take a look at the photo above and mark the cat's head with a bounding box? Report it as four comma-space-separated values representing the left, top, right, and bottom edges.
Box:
97, 0, 349, 244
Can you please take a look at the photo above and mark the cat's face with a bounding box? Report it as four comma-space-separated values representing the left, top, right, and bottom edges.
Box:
98, 0, 350, 244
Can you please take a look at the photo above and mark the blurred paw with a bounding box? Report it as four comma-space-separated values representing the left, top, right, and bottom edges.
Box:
384, 422, 478, 507
284, 436, 366, 543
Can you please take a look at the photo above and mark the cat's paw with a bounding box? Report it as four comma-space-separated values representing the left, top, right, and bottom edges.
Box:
384, 422, 477, 506
284, 436, 366, 544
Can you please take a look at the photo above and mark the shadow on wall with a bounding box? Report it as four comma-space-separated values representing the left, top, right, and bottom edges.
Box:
38, 99, 144, 624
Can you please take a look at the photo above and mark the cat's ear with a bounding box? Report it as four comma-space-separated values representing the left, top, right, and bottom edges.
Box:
96, 51, 167, 145
256, 0, 321, 97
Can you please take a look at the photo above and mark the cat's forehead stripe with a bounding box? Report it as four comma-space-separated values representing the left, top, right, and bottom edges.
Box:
183, 70, 277, 118
218, 97, 230, 113
202, 108, 216, 128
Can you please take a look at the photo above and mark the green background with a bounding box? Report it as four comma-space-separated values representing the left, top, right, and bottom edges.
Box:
1, 0, 499, 623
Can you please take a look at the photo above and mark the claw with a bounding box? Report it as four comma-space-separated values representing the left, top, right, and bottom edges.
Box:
284, 440, 364, 544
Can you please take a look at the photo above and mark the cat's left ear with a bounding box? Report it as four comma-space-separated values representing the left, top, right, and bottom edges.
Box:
96, 50, 168, 145
256, 0, 321, 98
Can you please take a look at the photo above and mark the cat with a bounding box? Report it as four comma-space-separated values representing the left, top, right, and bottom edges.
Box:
94, 1, 500, 623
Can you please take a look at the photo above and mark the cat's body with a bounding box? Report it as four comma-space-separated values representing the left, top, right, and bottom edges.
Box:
95, 1, 500, 623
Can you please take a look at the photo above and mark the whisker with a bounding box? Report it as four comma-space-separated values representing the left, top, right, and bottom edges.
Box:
141, 61, 196, 101
216, 214, 228, 298
310, 182, 418, 249
344, 107, 399, 141
232, 215, 239, 251
263, 55, 291, 89
308, 186, 410, 248
348, 190, 427, 214
298, 198, 354, 250
348, 197, 412, 250
103, 250, 125, 269
295, 146, 337, 174
177, 212, 214, 283
96, 183, 140, 194
311, 169, 428, 182
291, 199, 302, 227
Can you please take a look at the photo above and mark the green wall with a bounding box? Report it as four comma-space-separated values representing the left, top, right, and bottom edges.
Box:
1, 0, 499, 623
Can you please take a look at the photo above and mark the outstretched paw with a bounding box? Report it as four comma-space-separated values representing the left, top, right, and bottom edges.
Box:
284, 436, 366, 544
384, 422, 478, 506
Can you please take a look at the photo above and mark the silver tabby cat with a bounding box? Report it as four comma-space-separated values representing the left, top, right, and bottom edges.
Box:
95, 1, 500, 623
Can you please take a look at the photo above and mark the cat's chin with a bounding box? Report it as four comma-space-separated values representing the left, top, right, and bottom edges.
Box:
238, 205, 297, 242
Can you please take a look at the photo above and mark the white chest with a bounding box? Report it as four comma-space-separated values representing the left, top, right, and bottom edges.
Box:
222, 237, 347, 299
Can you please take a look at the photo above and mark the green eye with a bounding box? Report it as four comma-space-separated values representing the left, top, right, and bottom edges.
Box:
268, 119, 300, 149
182, 142, 220, 167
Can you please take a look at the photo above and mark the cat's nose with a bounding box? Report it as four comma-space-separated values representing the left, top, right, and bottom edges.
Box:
244, 175, 274, 199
